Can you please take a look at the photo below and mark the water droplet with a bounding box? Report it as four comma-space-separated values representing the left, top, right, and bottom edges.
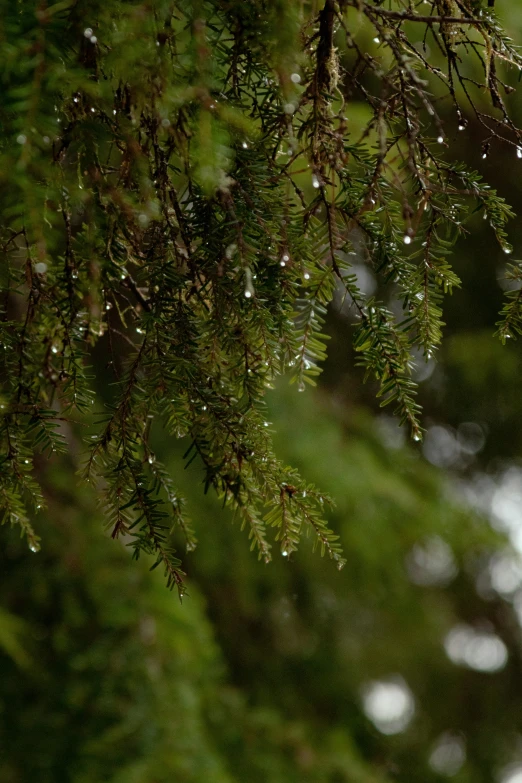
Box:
312, 174, 320, 188
281, 550, 288, 557
17, 134, 27, 145
303, 272, 310, 280
90, 35, 97, 44
437, 136, 444, 144
373, 37, 380, 44
284, 102, 295, 114
518, 147, 522, 159
482, 152, 488, 159
280, 260, 286, 267
290, 73, 301, 84
29, 543, 40, 553
503, 246, 513, 255
51, 345, 59, 354
404, 234, 412, 245
244, 269, 255, 298
337, 561, 345, 571
242, 141, 248, 149
105, 302, 112, 310
458, 124, 465, 131
413, 432, 422, 442
84, 27, 93, 38
35, 262, 47, 274
298, 380, 306, 392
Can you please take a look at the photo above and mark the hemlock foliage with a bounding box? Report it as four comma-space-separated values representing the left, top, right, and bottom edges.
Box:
1, 0, 522, 589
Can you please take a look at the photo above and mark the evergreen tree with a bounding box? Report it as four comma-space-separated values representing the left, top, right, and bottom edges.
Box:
2, 386, 521, 782
1, 0, 521, 588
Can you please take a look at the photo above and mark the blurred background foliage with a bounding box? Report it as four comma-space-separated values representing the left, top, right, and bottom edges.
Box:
3, 1, 522, 782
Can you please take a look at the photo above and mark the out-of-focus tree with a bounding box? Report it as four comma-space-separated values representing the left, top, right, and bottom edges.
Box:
2, 386, 522, 782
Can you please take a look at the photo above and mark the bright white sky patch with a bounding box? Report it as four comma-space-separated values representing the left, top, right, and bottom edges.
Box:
444, 624, 508, 673
429, 732, 466, 776
406, 536, 458, 587
489, 552, 522, 596
423, 426, 460, 468
362, 677, 415, 735
491, 468, 522, 554
500, 765, 522, 783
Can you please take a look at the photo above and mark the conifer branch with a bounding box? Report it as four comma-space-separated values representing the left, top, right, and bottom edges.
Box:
0, 0, 520, 584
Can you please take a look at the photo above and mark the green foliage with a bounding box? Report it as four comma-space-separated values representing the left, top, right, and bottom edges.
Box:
495, 262, 522, 343
1, 0, 521, 584
1, 387, 520, 782
0, 483, 235, 783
